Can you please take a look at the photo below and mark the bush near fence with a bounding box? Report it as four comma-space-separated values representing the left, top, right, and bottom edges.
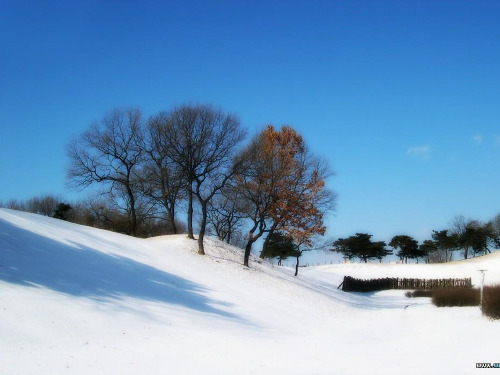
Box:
426, 286, 500, 320
340, 276, 472, 293
405, 290, 433, 298
431, 288, 479, 307
483, 285, 500, 320
340, 277, 500, 320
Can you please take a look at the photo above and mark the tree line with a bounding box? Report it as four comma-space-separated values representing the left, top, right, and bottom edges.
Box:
5, 104, 497, 268
332, 214, 500, 263
1, 104, 335, 270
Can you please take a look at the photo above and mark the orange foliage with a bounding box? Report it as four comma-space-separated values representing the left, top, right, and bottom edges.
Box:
258, 125, 327, 246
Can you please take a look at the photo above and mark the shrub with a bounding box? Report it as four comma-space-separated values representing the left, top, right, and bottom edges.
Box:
431, 288, 479, 307
53, 203, 72, 220
482, 285, 500, 320
405, 290, 433, 298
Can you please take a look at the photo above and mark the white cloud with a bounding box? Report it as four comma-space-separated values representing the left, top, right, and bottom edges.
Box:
406, 145, 430, 159
472, 135, 483, 145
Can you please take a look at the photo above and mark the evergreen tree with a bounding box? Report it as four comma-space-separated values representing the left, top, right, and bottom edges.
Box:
419, 240, 437, 263
332, 233, 386, 263
263, 231, 299, 266
53, 203, 72, 221
460, 222, 498, 257
373, 241, 392, 263
389, 235, 419, 263
431, 230, 458, 262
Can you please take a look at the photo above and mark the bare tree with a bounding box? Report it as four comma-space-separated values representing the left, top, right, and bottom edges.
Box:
0, 199, 24, 211
206, 185, 248, 245
25, 194, 62, 216
66, 108, 144, 236
163, 104, 246, 254
449, 214, 482, 259
0, 194, 62, 216
431, 229, 458, 262
428, 248, 448, 263
489, 214, 500, 249
141, 112, 186, 234
236, 135, 276, 267
0, 199, 25, 211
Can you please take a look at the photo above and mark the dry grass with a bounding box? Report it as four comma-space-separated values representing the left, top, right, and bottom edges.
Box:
405, 290, 433, 298
482, 284, 500, 320
431, 288, 479, 307
406, 284, 500, 320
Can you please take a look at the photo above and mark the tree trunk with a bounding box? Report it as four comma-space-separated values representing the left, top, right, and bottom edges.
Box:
244, 221, 265, 267
187, 186, 194, 239
127, 185, 137, 237
171, 217, 178, 235
197, 202, 207, 255
226, 223, 232, 245
244, 236, 256, 267
294, 253, 300, 276
259, 226, 276, 259
165, 199, 178, 234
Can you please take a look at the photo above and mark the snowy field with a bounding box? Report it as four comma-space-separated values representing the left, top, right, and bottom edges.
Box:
1, 208, 499, 375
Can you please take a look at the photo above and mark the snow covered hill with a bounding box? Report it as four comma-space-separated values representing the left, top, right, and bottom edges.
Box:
1, 208, 499, 375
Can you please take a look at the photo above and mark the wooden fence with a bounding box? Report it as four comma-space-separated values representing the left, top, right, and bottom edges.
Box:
340, 276, 472, 293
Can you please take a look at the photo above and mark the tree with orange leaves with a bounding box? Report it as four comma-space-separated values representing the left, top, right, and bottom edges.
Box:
238, 125, 336, 268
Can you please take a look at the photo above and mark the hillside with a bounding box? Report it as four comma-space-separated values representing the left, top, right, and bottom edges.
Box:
1, 208, 499, 375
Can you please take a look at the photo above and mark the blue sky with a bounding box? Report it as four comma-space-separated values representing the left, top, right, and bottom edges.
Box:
1, 0, 500, 243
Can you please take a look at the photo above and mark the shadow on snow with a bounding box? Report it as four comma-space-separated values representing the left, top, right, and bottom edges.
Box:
0, 218, 242, 321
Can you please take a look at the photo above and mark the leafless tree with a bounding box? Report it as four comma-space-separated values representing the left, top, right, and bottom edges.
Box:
236, 136, 276, 266
449, 214, 475, 259
163, 104, 246, 254
0, 199, 25, 210
449, 215, 470, 237
206, 185, 248, 245
490, 214, 500, 247
25, 194, 62, 216
0, 194, 62, 216
141, 112, 186, 234
66, 108, 144, 236
428, 248, 448, 263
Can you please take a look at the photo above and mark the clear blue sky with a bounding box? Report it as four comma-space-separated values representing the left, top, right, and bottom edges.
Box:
1, 0, 500, 243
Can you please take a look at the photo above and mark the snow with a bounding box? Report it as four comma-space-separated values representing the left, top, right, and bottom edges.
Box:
1, 208, 499, 374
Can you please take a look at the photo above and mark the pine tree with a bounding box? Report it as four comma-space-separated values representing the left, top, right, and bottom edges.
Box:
263, 231, 300, 265
419, 240, 437, 263
389, 235, 419, 263
53, 203, 72, 221
431, 230, 458, 262
332, 233, 386, 263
